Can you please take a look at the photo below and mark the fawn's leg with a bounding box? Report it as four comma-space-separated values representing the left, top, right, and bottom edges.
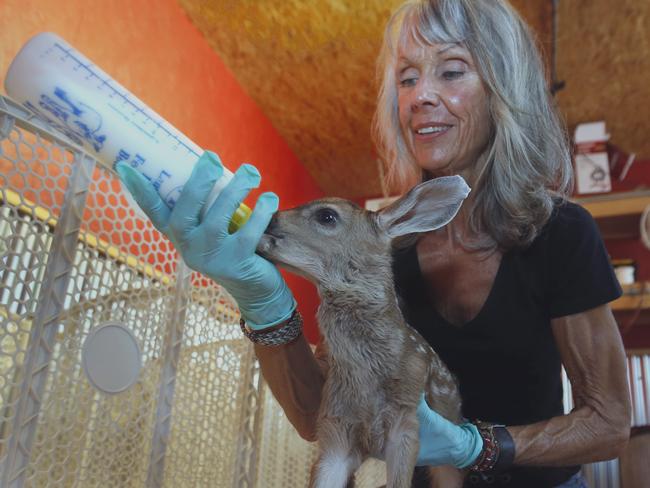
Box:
385, 410, 419, 488
309, 451, 359, 488
309, 418, 361, 488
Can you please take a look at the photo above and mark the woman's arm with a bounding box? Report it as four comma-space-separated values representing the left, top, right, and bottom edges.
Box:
254, 334, 328, 441
508, 304, 631, 466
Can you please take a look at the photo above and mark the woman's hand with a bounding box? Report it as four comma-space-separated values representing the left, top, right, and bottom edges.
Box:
116, 151, 295, 329
416, 393, 483, 468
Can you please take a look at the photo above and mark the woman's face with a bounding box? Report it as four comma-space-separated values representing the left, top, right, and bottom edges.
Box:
396, 32, 492, 179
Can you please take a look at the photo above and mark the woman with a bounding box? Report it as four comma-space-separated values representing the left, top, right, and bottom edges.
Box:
117, 1, 631, 486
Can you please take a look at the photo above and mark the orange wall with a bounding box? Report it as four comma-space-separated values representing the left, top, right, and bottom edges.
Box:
0, 0, 324, 342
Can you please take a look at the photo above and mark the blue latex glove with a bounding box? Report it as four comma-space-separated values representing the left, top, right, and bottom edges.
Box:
116, 151, 295, 329
416, 393, 483, 468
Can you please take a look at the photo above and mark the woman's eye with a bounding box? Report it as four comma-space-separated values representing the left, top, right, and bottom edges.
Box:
440, 60, 468, 81
442, 70, 464, 80
398, 67, 419, 88
399, 77, 417, 87
315, 208, 338, 226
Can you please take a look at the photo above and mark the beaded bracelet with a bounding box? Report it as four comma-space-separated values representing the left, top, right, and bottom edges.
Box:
469, 421, 515, 473
239, 310, 303, 347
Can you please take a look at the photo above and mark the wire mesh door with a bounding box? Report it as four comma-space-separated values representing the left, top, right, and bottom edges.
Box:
0, 94, 268, 488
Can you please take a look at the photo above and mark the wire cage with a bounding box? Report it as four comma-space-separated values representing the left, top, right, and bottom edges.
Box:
0, 92, 256, 487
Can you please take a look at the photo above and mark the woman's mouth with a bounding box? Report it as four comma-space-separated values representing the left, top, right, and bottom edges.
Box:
414, 124, 451, 140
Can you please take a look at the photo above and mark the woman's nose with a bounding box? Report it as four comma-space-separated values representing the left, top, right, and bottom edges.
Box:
412, 79, 441, 110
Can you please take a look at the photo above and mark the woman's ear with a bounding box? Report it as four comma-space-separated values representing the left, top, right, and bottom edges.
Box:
376, 175, 471, 239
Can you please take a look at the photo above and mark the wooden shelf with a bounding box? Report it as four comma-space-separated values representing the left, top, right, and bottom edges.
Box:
612, 283, 650, 311
574, 190, 650, 218
612, 294, 650, 312
573, 190, 650, 239
612, 284, 650, 340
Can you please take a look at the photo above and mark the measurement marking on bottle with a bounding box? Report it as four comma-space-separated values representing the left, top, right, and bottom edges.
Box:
48, 42, 200, 159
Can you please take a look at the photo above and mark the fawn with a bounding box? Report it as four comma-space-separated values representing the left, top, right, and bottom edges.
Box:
257, 175, 470, 488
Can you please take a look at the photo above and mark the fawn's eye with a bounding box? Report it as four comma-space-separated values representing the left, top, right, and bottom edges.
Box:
314, 208, 339, 226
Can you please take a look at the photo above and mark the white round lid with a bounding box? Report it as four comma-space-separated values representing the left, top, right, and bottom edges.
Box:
82, 322, 142, 394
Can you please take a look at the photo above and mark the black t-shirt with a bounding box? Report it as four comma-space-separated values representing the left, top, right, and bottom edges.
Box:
394, 201, 621, 485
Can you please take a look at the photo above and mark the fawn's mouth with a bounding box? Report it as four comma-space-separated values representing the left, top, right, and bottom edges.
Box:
257, 232, 283, 261
257, 235, 274, 254
257, 234, 315, 283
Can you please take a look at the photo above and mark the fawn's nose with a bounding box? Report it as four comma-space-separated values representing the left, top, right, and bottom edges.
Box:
265, 213, 279, 235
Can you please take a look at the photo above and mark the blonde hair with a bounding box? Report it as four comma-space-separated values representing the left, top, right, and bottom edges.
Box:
372, 0, 573, 249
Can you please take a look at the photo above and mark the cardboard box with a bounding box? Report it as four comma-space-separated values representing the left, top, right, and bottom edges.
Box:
574, 121, 611, 194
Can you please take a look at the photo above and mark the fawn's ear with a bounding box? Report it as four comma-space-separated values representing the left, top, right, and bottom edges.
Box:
376, 175, 471, 239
